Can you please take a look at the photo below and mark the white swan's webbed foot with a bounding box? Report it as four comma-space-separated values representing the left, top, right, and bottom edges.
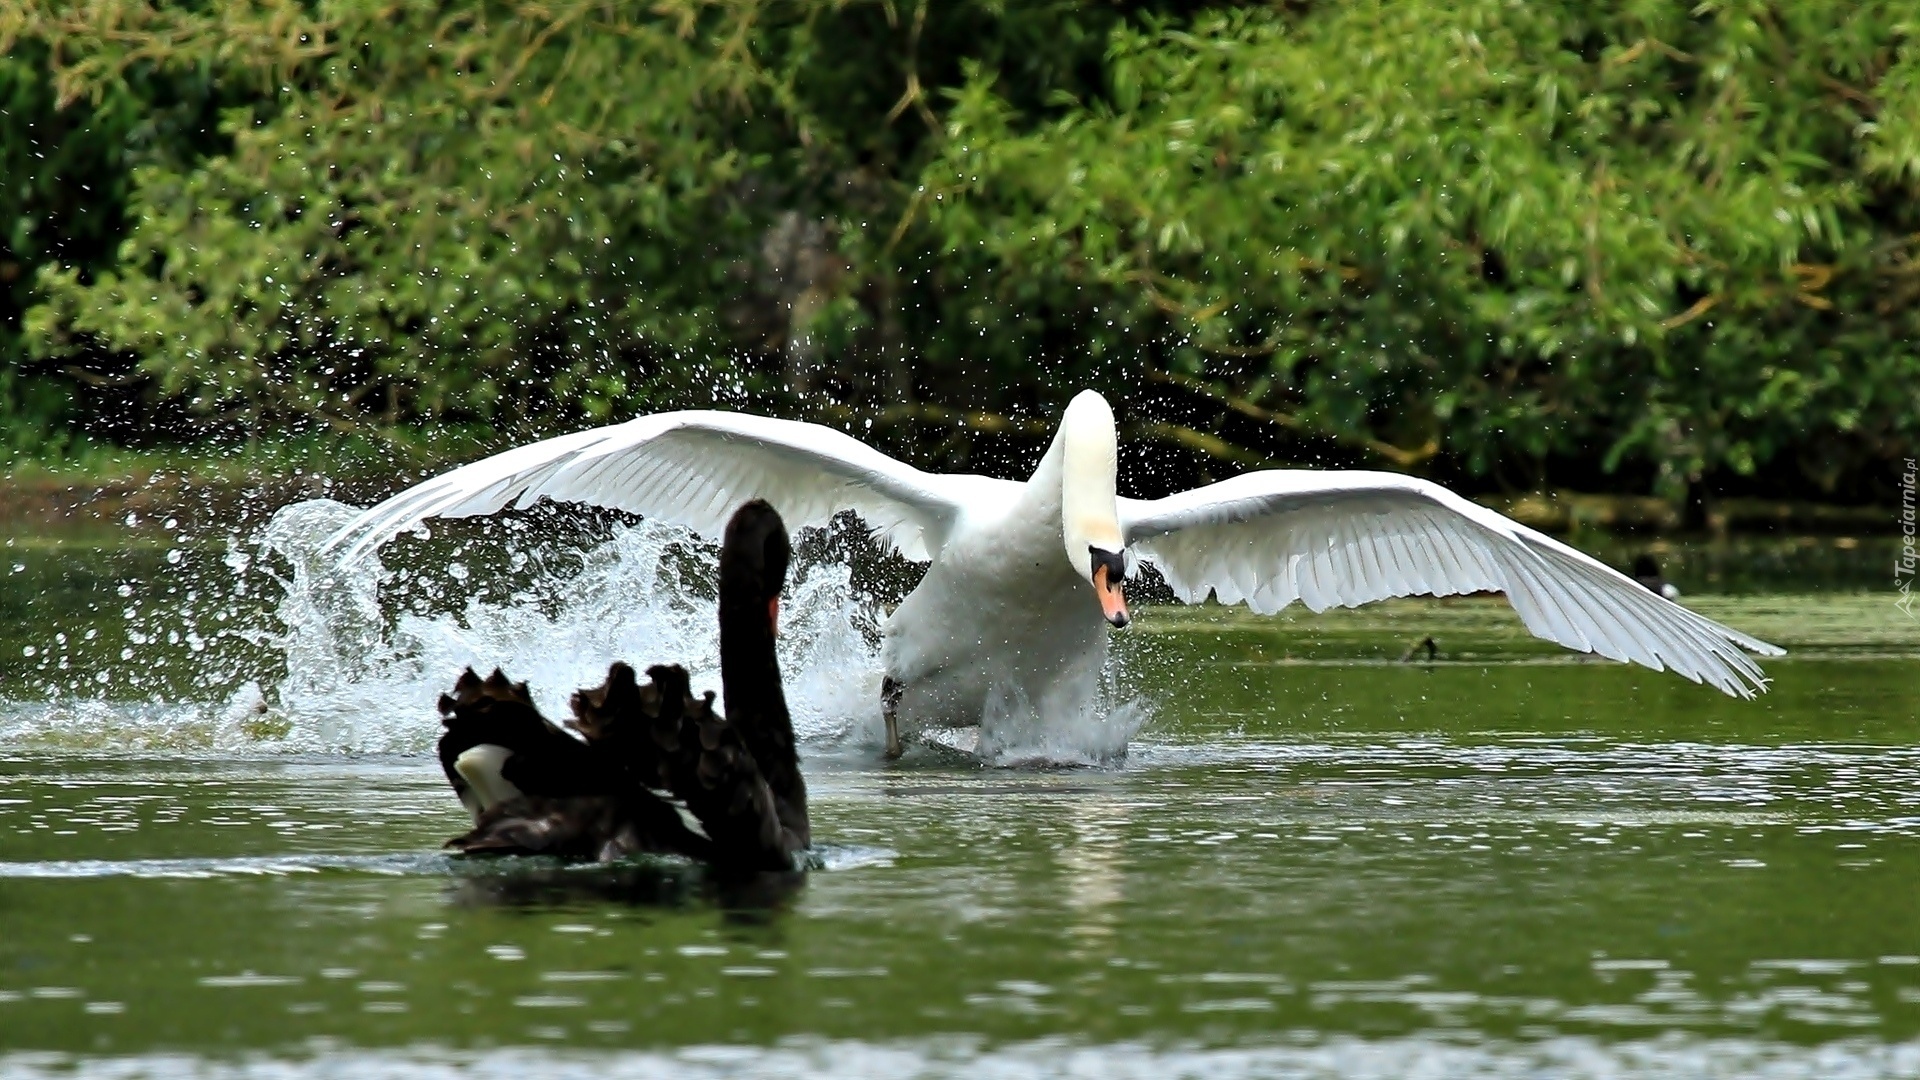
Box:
881, 676, 904, 760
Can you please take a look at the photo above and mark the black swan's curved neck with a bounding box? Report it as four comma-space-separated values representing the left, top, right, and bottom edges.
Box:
717, 507, 807, 845
720, 596, 788, 723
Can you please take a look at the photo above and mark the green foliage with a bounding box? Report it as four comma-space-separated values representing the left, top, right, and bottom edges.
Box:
917, 2, 1920, 496
9, 0, 781, 444
3, 0, 1916, 505
1, 15, 260, 460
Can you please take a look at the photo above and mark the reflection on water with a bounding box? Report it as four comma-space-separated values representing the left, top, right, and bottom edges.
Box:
446, 859, 808, 920
1057, 796, 1128, 950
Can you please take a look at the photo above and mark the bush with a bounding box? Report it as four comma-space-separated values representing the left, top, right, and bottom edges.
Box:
4, 1, 1916, 504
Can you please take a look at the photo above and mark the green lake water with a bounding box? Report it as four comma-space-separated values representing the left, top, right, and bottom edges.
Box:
0, 511, 1916, 1078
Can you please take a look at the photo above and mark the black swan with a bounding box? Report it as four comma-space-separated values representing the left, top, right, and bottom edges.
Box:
433, 499, 808, 872
1632, 555, 1681, 600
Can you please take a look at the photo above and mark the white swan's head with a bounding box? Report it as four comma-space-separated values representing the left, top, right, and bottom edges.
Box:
1059, 390, 1129, 628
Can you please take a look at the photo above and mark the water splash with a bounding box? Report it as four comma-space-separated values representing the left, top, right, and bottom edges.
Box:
249, 499, 884, 753
973, 671, 1150, 766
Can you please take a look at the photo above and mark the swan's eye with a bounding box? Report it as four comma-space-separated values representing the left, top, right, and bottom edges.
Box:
1088, 546, 1126, 582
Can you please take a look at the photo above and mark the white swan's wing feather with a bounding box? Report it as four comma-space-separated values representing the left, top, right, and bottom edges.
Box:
1120, 470, 1783, 697
327, 411, 993, 562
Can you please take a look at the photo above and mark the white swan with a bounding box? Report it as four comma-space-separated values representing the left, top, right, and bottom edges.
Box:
326, 390, 1782, 755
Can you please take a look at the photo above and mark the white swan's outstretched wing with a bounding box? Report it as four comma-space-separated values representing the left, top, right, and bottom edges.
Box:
1120, 470, 1784, 697
327, 411, 1004, 562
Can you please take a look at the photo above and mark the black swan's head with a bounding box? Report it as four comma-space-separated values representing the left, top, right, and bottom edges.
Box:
721, 499, 791, 634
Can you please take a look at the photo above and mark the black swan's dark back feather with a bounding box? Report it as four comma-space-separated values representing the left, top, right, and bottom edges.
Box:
635, 663, 806, 872
440, 657, 808, 870
444, 663, 717, 862
568, 660, 674, 790
450, 795, 638, 861
436, 668, 613, 802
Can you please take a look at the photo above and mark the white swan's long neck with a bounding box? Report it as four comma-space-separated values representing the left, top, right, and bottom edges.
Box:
1055, 391, 1123, 569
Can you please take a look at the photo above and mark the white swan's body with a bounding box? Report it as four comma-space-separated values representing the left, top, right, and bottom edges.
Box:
327, 391, 1781, 751
877, 422, 1114, 730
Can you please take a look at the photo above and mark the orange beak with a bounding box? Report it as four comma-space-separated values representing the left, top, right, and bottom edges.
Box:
1093, 563, 1130, 628
768, 596, 780, 637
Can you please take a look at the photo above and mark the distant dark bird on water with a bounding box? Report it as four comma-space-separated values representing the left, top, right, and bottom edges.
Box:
1399, 635, 1440, 663
435, 500, 808, 873
1632, 555, 1682, 601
